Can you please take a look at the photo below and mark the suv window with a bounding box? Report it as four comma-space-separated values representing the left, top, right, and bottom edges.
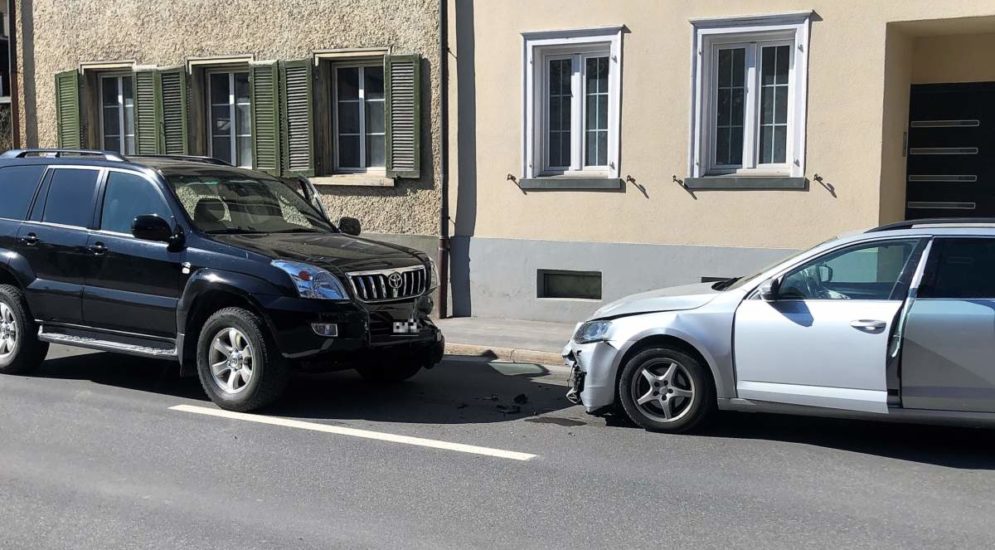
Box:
919, 238, 995, 299
779, 239, 921, 300
43, 168, 101, 228
0, 165, 46, 220
101, 171, 172, 234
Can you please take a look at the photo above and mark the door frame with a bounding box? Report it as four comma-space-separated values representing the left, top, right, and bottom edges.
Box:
733, 236, 931, 412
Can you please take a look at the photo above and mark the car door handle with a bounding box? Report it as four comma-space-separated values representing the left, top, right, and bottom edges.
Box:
22, 233, 38, 246
88, 242, 108, 256
850, 319, 886, 332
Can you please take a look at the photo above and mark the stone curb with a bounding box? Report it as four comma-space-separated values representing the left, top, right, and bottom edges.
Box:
445, 342, 565, 368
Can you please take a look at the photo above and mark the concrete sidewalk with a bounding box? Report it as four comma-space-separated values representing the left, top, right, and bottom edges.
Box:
436, 317, 575, 366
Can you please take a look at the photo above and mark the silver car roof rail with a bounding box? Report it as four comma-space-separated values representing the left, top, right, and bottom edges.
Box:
0, 148, 127, 162
867, 218, 995, 233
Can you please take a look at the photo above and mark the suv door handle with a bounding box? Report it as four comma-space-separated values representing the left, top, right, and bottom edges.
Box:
22, 233, 38, 246
850, 319, 886, 332
88, 242, 108, 256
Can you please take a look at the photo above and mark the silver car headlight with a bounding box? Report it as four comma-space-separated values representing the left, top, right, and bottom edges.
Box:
574, 320, 611, 344
272, 260, 348, 301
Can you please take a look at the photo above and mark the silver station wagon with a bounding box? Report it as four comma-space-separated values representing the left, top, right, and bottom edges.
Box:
564, 219, 995, 433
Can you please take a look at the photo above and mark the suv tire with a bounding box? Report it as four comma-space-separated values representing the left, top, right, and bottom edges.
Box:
0, 284, 49, 375
617, 347, 715, 433
196, 307, 289, 412
357, 360, 422, 383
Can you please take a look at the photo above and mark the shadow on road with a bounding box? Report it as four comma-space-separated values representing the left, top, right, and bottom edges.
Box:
28, 349, 995, 467
699, 411, 995, 470
29, 351, 575, 425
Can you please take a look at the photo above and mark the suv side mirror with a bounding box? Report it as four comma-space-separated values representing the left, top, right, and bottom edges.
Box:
132, 215, 174, 243
759, 277, 781, 302
339, 216, 361, 236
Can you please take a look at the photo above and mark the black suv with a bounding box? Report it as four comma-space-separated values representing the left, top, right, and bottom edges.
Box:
0, 149, 444, 411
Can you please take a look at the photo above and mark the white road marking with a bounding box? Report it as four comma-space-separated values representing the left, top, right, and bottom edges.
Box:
169, 404, 537, 461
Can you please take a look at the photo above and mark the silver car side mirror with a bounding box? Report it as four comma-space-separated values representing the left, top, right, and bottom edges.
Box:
759, 278, 779, 302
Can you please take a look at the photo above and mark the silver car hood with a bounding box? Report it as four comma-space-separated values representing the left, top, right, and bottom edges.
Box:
592, 282, 721, 319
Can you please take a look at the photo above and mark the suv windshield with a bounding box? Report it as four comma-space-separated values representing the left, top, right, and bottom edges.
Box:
166, 171, 334, 234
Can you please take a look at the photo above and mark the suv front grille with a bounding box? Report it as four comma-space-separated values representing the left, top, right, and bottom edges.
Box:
347, 266, 428, 303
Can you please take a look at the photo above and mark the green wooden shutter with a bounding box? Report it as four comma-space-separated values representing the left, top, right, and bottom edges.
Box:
134, 69, 163, 154
159, 68, 189, 155
54, 70, 81, 148
279, 59, 314, 177
250, 63, 281, 175
385, 54, 421, 179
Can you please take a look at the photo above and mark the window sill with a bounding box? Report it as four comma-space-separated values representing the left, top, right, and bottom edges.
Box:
684, 176, 807, 191
310, 174, 395, 188
519, 176, 622, 190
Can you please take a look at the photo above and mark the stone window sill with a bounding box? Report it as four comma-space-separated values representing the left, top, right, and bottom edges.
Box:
311, 174, 395, 188
518, 177, 622, 190
683, 176, 807, 190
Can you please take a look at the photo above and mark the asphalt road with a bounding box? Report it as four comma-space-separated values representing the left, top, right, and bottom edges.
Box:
3, 346, 995, 549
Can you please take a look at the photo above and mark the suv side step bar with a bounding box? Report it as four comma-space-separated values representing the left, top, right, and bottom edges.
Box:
38, 325, 178, 360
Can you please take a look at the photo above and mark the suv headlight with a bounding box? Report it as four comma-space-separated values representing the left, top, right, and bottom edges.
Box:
427, 258, 440, 290
272, 260, 348, 301
574, 320, 611, 344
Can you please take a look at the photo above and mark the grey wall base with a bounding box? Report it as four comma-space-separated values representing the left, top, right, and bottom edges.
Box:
450, 236, 797, 323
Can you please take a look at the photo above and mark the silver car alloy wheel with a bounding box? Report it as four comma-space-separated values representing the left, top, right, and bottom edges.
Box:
209, 327, 255, 394
0, 302, 17, 360
631, 359, 695, 423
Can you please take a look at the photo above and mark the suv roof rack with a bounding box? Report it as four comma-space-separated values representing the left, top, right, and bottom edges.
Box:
0, 148, 127, 162
866, 217, 995, 233
126, 154, 232, 166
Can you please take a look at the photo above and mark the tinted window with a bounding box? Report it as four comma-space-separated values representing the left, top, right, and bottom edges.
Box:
779, 240, 920, 300
101, 172, 172, 234
43, 169, 100, 227
0, 165, 45, 220
919, 238, 995, 299
165, 172, 332, 234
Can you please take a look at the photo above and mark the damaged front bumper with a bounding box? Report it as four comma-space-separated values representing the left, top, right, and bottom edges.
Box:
562, 339, 624, 415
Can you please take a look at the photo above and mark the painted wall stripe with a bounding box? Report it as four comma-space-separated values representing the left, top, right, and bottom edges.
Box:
170, 404, 537, 461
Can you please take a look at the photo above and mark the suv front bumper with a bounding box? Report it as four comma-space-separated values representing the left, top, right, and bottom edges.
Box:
259, 294, 444, 368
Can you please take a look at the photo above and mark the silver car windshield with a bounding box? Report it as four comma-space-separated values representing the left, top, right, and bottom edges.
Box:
717, 243, 829, 291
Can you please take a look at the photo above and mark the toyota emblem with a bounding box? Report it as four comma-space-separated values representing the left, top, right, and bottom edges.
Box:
387, 272, 403, 290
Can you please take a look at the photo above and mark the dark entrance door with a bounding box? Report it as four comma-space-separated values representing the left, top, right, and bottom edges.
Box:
906, 82, 995, 219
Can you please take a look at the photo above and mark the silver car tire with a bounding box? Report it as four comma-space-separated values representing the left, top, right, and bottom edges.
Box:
617, 347, 715, 433
196, 307, 289, 412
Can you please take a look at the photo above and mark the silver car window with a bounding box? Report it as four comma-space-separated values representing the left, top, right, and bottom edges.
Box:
778, 239, 921, 300
918, 238, 995, 299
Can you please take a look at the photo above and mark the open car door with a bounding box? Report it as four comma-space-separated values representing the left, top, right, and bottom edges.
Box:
733, 238, 926, 413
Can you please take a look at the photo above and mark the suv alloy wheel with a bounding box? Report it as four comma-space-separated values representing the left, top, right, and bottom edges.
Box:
196, 307, 289, 411
0, 285, 49, 375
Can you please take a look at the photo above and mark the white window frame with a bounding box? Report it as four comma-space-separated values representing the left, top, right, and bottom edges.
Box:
689, 12, 811, 179
98, 73, 136, 155
206, 69, 251, 168
331, 61, 387, 175
523, 27, 622, 179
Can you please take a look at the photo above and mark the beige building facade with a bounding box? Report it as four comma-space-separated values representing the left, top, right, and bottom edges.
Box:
447, 0, 995, 322
13, 0, 444, 262
12, 1, 995, 323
